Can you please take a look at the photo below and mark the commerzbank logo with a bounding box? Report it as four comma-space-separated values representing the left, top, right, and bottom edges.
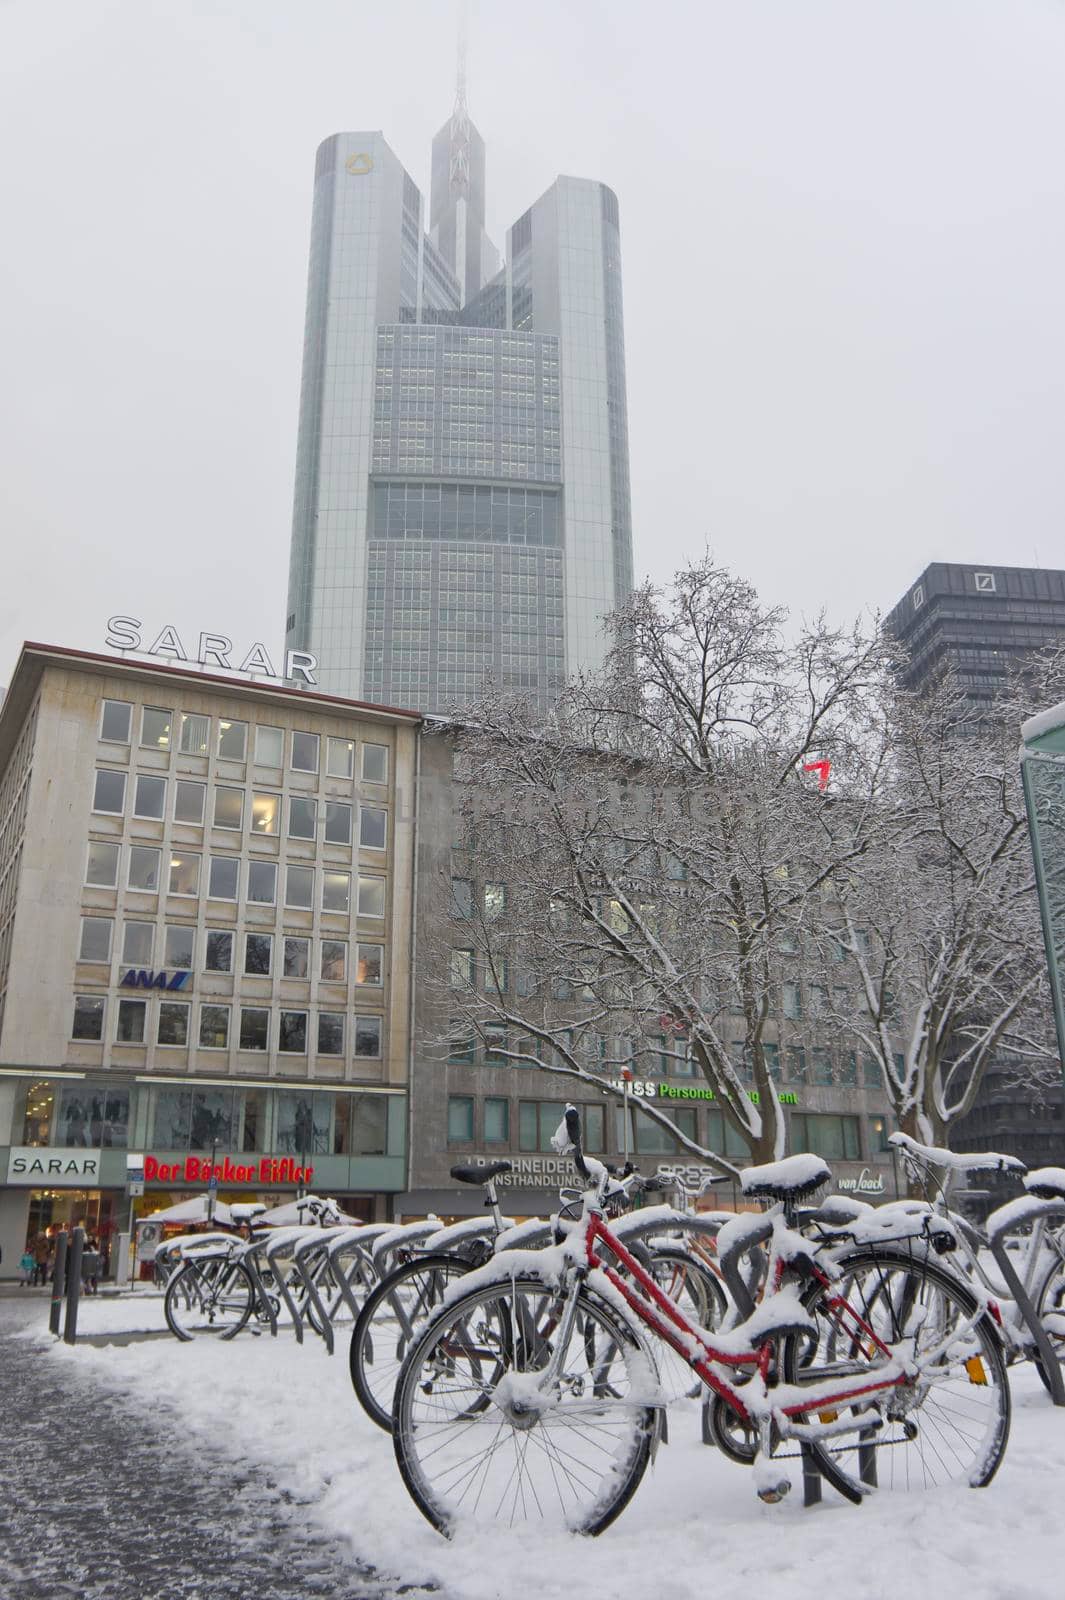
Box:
346, 152, 373, 176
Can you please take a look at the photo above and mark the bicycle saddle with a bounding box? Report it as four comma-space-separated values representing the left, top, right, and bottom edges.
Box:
449, 1160, 513, 1185
739, 1154, 831, 1202
1024, 1166, 1065, 1202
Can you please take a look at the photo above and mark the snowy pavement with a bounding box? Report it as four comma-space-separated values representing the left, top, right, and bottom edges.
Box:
6, 1294, 1065, 1600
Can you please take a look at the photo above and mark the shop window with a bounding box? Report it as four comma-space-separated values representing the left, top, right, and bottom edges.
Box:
448, 1095, 475, 1143
356, 943, 382, 985
133, 774, 166, 820
323, 870, 351, 913
289, 796, 317, 839
20, 1080, 54, 1145
283, 937, 309, 978
485, 1098, 509, 1143
291, 731, 319, 774
158, 1001, 190, 1047
240, 1089, 266, 1151
276, 1091, 330, 1154
321, 939, 347, 982
325, 801, 352, 845
318, 1012, 345, 1056
199, 1004, 230, 1050
128, 846, 161, 892
79, 917, 113, 963
141, 707, 173, 751
179, 713, 210, 756
86, 840, 120, 888
360, 807, 387, 850
790, 1112, 861, 1161
122, 921, 153, 965
362, 744, 388, 784
357, 875, 385, 917
619, 1106, 697, 1155
519, 1101, 584, 1154
247, 859, 277, 905
255, 726, 284, 766
204, 929, 233, 972
285, 864, 314, 910
239, 1008, 269, 1051
251, 792, 280, 835
190, 1089, 234, 1148
244, 932, 273, 975
169, 853, 200, 897
214, 787, 244, 830
93, 768, 126, 815
58, 1081, 128, 1146
72, 995, 104, 1041
354, 1015, 382, 1058
279, 1012, 308, 1053
153, 1088, 191, 1147
327, 737, 354, 779
218, 720, 247, 761
208, 855, 239, 900
100, 700, 132, 743
174, 780, 206, 825
350, 1094, 388, 1155
704, 1110, 751, 1159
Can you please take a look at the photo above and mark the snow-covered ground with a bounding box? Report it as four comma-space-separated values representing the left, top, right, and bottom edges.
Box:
23, 1314, 1065, 1600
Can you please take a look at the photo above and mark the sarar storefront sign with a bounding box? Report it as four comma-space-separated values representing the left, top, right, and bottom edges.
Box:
105, 616, 318, 686
7, 1148, 103, 1185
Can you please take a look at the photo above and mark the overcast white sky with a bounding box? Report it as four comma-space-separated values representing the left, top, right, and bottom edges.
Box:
1, 0, 1063, 681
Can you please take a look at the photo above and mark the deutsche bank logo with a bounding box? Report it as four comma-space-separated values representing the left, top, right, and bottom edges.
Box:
120, 969, 190, 991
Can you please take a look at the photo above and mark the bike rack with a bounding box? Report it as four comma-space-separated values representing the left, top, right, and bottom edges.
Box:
984, 1194, 1065, 1408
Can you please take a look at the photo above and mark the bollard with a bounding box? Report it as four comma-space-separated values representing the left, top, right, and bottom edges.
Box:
64, 1227, 85, 1345
49, 1232, 68, 1337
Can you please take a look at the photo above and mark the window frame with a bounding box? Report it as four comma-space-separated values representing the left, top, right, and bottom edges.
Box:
157, 1000, 190, 1048
207, 855, 239, 901
217, 719, 248, 761
174, 780, 206, 825
127, 845, 162, 893
168, 851, 201, 897
290, 730, 320, 774
133, 773, 167, 821
72, 994, 105, 1042
78, 916, 113, 963
99, 699, 132, 743
140, 706, 173, 751
246, 858, 278, 906
199, 1003, 231, 1051
92, 768, 127, 816
243, 931, 274, 977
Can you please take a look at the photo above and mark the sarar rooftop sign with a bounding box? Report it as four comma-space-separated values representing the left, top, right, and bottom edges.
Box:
105, 616, 318, 686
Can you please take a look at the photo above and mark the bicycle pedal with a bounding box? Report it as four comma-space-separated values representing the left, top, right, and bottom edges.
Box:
756, 1479, 792, 1505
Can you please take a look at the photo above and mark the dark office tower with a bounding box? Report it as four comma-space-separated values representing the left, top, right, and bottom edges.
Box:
885, 560, 1065, 1187
285, 102, 633, 711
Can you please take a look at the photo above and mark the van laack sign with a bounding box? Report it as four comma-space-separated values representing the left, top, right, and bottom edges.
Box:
144, 1155, 315, 1187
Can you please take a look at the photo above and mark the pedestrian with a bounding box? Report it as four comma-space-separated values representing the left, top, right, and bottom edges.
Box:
84, 1235, 101, 1294
19, 1249, 35, 1286
32, 1232, 51, 1287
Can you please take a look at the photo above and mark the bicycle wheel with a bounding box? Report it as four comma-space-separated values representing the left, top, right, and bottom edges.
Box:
642, 1245, 727, 1402
350, 1253, 471, 1431
1034, 1245, 1065, 1393
164, 1257, 255, 1341
783, 1247, 1010, 1496
393, 1274, 657, 1536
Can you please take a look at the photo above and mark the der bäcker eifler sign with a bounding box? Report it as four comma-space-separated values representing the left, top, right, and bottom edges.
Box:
105, 617, 318, 686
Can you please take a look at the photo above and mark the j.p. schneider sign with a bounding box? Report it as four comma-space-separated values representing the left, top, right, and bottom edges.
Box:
105, 617, 318, 686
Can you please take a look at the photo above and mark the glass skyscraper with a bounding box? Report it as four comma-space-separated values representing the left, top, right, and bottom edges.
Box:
285, 91, 633, 709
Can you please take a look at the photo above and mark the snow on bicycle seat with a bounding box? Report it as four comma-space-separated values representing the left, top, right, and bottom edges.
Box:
449, 1159, 513, 1185
1024, 1166, 1065, 1202
739, 1154, 832, 1202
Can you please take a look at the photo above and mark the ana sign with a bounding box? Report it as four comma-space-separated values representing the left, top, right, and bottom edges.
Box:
120, 969, 190, 992
7, 1148, 102, 1186
105, 616, 318, 686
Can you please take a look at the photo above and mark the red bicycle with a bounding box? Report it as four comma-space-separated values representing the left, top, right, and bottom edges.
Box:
392, 1107, 1010, 1536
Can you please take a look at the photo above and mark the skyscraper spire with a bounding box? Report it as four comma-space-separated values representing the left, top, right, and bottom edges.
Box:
449, 5, 470, 197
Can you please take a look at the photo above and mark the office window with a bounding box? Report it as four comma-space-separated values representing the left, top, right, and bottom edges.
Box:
356, 944, 382, 985
174, 780, 206, 824
285, 864, 314, 909
840, 1049, 858, 1087
786, 1046, 806, 1082
450, 949, 474, 988
239, 1008, 269, 1051
251, 792, 281, 835
86, 840, 120, 888
179, 714, 210, 756
763, 1042, 781, 1083
140, 707, 172, 751
809, 985, 829, 1019
354, 1016, 382, 1057
133, 774, 166, 820
317, 1013, 345, 1056
169, 853, 200, 896
79, 917, 113, 963
157, 1001, 190, 1047
327, 737, 354, 779
322, 871, 351, 913
357, 875, 385, 917
128, 846, 161, 892
283, 936, 309, 978
485, 1098, 509, 1143
448, 1096, 475, 1142
255, 726, 284, 766
791, 1113, 861, 1161
484, 884, 506, 920
100, 700, 132, 742
621, 1106, 698, 1155
449, 1023, 475, 1064
810, 1046, 834, 1085
782, 982, 802, 1020
199, 1005, 230, 1050
288, 796, 317, 839
244, 932, 273, 976
122, 921, 153, 964
868, 1114, 892, 1153
359, 807, 387, 850
485, 1023, 507, 1063
116, 998, 146, 1044
218, 719, 247, 760
451, 879, 473, 919
92, 769, 126, 815
362, 744, 388, 783
291, 731, 319, 773
164, 924, 195, 970
208, 855, 239, 900
247, 859, 277, 905
321, 939, 347, 981
72, 995, 105, 1041
214, 787, 244, 830
204, 929, 234, 972
863, 1054, 882, 1089
279, 1011, 308, 1054
325, 802, 352, 845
